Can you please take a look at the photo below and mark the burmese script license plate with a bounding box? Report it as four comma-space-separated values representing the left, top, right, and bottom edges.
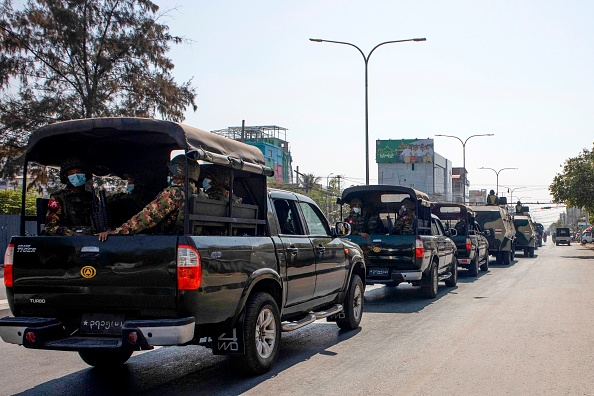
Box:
81, 313, 125, 335
368, 267, 390, 278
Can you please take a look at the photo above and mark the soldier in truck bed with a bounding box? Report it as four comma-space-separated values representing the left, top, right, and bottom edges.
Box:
44, 157, 94, 236
392, 198, 416, 235
97, 155, 199, 241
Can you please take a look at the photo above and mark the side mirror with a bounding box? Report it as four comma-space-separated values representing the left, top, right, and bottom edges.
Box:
334, 221, 351, 237
448, 228, 458, 237
483, 229, 491, 236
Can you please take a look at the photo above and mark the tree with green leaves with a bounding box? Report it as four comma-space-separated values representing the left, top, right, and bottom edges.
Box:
0, 0, 197, 184
0, 189, 40, 215
549, 146, 594, 214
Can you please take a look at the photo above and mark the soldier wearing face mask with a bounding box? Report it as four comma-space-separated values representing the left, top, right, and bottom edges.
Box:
44, 157, 95, 236
346, 198, 370, 239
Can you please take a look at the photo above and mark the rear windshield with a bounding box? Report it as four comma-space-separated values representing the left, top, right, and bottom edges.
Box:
515, 219, 529, 227
557, 228, 570, 236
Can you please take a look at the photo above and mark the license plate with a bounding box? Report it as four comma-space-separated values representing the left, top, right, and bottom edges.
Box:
368, 267, 389, 278
81, 313, 125, 335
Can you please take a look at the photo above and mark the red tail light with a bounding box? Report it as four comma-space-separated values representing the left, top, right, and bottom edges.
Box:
177, 244, 202, 290
4, 244, 13, 287
466, 238, 472, 251
415, 238, 424, 258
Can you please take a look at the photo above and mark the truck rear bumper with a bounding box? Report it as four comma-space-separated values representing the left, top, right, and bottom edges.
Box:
367, 269, 422, 284
0, 316, 195, 351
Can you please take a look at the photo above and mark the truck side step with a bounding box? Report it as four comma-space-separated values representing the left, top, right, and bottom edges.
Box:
282, 314, 316, 332
313, 304, 343, 320
438, 272, 452, 281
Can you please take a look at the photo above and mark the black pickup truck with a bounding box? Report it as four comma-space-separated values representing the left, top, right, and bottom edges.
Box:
339, 185, 457, 299
0, 117, 366, 374
431, 203, 490, 276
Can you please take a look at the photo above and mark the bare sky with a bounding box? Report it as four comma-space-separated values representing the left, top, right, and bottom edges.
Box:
155, 0, 594, 227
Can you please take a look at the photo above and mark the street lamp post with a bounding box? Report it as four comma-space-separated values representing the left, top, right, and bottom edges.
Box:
507, 186, 526, 206
310, 37, 426, 185
326, 173, 334, 218
479, 167, 518, 196
434, 134, 494, 204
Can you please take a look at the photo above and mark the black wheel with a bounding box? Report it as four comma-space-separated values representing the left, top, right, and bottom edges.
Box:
495, 251, 502, 265
445, 258, 457, 287
502, 250, 511, 265
78, 349, 133, 368
523, 248, 529, 257
421, 262, 438, 299
236, 292, 281, 375
468, 256, 479, 277
337, 274, 364, 330
510, 248, 515, 261
480, 253, 489, 271
529, 247, 535, 257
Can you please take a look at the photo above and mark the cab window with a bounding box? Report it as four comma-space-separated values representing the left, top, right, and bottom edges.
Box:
298, 202, 330, 236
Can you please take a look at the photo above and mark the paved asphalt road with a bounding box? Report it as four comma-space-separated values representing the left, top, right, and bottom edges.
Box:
1, 241, 594, 395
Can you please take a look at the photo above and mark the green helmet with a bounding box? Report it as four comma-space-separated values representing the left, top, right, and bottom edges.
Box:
167, 155, 200, 182
350, 198, 362, 206
59, 157, 92, 184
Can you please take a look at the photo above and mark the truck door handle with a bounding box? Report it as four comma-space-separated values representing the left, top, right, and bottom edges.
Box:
315, 246, 325, 253
286, 247, 298, 256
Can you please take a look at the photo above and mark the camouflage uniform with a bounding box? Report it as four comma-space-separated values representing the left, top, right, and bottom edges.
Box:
393, 213, 415, 235
346, 212, 368, 235
44, 189, 94, 236
110, 185, 193, 235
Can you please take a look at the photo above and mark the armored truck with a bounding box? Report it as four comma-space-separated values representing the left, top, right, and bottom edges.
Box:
474, 205, 516, 265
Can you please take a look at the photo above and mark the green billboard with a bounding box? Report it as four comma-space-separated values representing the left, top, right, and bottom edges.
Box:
376, 139, 434, 164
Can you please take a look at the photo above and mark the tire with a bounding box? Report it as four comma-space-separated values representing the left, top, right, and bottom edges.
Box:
510, 248, 515, 261
337, 274, 364, 330
495, 251, 502, 265
523, 248, 529, 257
421, 262, 439, 299
529, 247, 535, 258
78, 349, 133, 368
468, 256, 479, 277
445, 257, 458, 287
236, 292, 281, 375
502, 250, 511, 265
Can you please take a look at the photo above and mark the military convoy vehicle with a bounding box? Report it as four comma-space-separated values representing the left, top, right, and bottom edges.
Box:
431, 203, 490, 276
513, 209, 537, 257
474, 204, 516, 265
0, 117, 366, 374
338, 185, 458, 299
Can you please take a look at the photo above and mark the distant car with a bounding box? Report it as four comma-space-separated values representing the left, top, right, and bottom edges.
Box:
581, 231, 592, 244
555, 227, 572, 246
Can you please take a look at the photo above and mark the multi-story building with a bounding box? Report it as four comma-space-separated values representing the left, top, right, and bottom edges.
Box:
211, 124, 293, 184
376, 138, 452, 201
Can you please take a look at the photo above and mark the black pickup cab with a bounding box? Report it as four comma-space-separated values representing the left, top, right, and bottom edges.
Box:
0, 117, 366, 374
431, 203, 490, 276
338, 185, 457, 299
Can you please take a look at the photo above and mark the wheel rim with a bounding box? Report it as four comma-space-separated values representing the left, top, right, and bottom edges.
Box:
353, 283, 363, 320
255, 307, 277, 359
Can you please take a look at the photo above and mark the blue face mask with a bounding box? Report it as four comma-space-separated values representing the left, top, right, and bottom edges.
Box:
68, 173, 86, 187
126, 184, 135, 194
203, 178, 212, 191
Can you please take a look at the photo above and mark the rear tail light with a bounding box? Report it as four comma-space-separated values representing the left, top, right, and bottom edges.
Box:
466, 237, 472, 251
177, 244, 202, 290
415, 238, 424, 258
4, 244, 13, 287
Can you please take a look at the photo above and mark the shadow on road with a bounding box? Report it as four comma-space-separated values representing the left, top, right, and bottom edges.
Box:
13, 323, 361, 396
